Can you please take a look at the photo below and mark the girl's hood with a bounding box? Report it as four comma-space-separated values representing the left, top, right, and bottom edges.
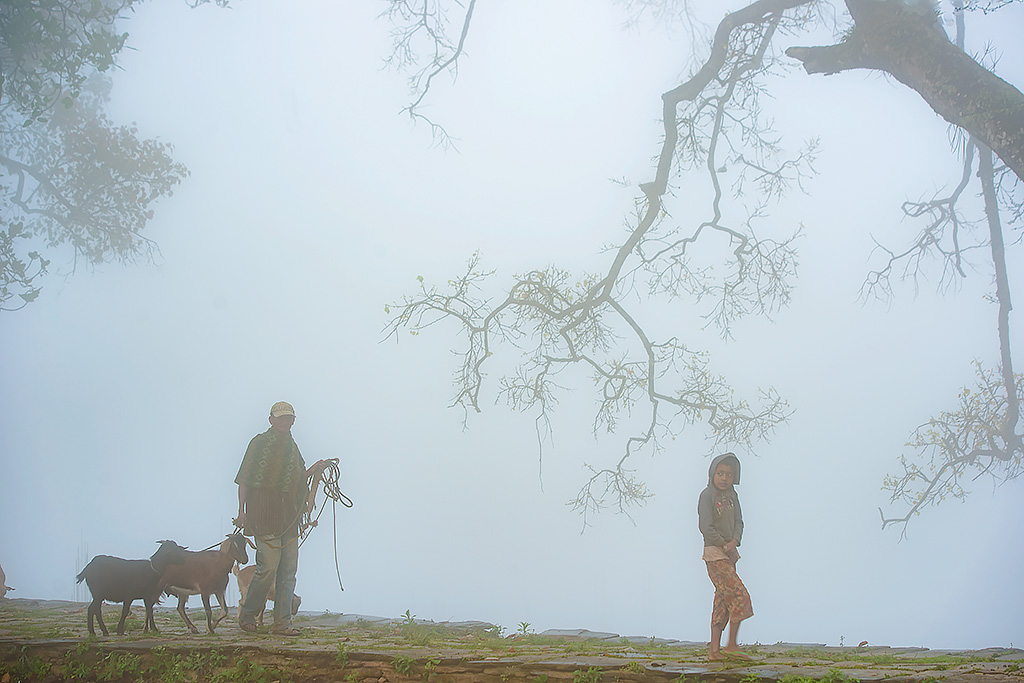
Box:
707, 452, 741, 485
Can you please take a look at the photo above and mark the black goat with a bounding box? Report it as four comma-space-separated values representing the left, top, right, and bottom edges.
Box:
161, 533, 249, 634
75, 540, 189, 636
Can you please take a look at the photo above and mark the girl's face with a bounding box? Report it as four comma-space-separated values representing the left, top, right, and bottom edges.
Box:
713, 463, 735, 491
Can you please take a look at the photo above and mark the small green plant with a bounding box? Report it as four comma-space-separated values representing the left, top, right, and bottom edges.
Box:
740, 673, 762, 683
1, 652, 52, 681
394, 654, 416, 676
518, 621, 532, 636
397, 618, 454, 647
573, 666, 603, 683
821, 669, 855, 683
529, 676, 550, 683
485, 623, 507, 638
30, 655, 51, 680
623, 661, 646, 674
210, 658, 287, 683
149, 647, 225, 683
97, 652, 143, 681
62, 642, 94, 680
780, 676, 815, 683
402, 609, 417, 625
781, 671, 853, 683
148, 646, 187, 683
335, 642, 352, 667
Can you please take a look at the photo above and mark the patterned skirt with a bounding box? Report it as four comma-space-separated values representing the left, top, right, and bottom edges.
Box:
706, 559, 753, 630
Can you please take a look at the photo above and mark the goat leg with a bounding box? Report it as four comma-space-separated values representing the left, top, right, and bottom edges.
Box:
176, 593, 200, 634
202, 593, 216, 634
88, 598, 108, 637
116, 601, 132, 636
212, 591, 229, 630
144, 597, 159, 633
86, 600, 96, 636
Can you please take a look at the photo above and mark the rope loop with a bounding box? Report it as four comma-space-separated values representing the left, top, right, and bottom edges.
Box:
298, 458, 352, 591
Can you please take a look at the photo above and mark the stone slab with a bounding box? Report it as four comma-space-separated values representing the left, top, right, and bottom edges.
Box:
538, 628, 620, 641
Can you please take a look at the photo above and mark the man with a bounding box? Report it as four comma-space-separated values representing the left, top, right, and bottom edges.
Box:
234, 401, 326, 635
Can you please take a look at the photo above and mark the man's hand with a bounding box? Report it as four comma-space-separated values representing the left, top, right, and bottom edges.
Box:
307, 459, 330, 477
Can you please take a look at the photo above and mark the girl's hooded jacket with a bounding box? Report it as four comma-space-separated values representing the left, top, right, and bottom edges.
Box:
697, 453, 743, 548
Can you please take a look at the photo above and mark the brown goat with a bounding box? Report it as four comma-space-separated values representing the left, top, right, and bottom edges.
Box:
161, 533, 249, 634
232, 564, 302, 626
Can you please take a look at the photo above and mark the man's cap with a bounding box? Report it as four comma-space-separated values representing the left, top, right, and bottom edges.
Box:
270, 401, 296, 418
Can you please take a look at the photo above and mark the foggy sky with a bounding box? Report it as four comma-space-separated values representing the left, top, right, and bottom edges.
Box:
1, 0, 1022, 649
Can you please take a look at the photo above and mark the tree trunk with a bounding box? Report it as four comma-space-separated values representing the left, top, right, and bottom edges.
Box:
786, 0, 1024, 181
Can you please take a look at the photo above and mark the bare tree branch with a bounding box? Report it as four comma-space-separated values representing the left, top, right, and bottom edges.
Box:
385, 2, 813, 520
383, 0, 1023, 528
860, 140, 983, 303
381, 0, 478, 149
880, 363, 1023, 538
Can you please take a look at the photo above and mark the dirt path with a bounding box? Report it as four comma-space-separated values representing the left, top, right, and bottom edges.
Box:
2, 599, 1021, 683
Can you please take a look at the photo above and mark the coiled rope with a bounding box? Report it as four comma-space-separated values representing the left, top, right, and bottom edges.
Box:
300, 458, 353, 591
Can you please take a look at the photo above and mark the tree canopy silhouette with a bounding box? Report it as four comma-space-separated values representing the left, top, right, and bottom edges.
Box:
0, 0, 225, 310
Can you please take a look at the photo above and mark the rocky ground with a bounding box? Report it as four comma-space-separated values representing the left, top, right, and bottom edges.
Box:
1, 598, 1021, 683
